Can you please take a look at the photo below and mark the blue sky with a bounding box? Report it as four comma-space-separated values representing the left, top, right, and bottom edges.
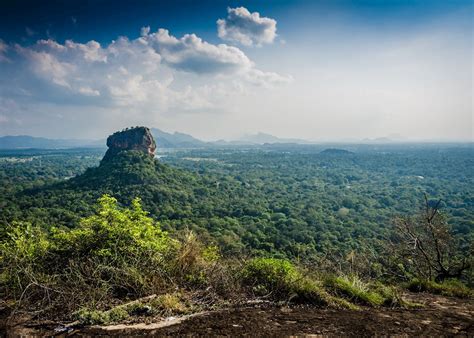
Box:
0, 0, 472, 141
1, 1, 468, 44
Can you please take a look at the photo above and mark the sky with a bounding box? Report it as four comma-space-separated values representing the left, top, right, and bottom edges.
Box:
0, 0, 472, 141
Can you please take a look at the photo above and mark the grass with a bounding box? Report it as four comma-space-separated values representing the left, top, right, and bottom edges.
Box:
407, 278, 472, 298
324, 275, 419, 308
325, 275, 385, 306
150, 293, 188, 315
74, 307, 130, 325
242, 258, 358, 309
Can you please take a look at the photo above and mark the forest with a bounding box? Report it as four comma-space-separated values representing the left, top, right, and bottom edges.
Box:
0, 143, 472, 332
1, 144, 472, 258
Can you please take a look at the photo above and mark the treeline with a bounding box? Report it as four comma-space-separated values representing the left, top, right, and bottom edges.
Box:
1, 195, 470, 323
1, 147, 472, 261
0, 146, 472, 323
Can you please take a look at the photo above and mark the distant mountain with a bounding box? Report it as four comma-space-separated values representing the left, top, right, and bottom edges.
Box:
151, 128, 206, 148
0, 129, 312, 150
320, 148, 353, 155
361, 134, 407, 144
210, 139, 255, 146
0, 129, 207, 150
0, 135, 103, 149
235, 132, 311, 145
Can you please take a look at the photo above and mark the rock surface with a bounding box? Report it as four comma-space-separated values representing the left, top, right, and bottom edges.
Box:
4, 293, 473, 336
103, 127, 156, 161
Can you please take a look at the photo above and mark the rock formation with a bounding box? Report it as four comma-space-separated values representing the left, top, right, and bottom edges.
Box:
102, 127, 156, 161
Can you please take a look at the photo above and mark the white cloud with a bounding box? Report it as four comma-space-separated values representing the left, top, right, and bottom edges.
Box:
78, 86, 100, 96
244, 69, 293, 87
217, 7, 277, 46
19, 48, 76, 88
5, 28, 287, 102
142, 28, 253, 73
0, 27, 291, 134
64, 40, 107, 62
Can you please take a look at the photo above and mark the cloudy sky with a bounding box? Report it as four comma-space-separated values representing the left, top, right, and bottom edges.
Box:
0, 0, 472, 141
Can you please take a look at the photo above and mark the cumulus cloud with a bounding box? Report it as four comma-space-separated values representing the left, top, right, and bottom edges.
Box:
0, 26, 291, 136
141, 28, 253, 73
3, 28, 287, 104
217, 7, 277, 46
244, 69, 293, 87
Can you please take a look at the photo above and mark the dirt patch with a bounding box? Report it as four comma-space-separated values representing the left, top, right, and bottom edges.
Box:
4, 293, 473, 336
151, 305, 472, 336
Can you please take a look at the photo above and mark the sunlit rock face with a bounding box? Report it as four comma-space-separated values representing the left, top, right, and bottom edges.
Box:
102, 127, 156, 161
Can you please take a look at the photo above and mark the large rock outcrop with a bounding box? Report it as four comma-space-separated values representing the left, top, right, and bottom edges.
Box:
102, 127, 156, 162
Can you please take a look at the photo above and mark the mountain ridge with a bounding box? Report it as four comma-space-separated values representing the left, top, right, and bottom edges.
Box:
0, 135, 103, 149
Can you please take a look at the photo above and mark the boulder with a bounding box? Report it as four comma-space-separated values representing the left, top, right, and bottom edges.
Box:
103, 127, 156, 161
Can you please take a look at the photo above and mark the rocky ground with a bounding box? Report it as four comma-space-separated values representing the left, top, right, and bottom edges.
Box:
3, 293, 473, 336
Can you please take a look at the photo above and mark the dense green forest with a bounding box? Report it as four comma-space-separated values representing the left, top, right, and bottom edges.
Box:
1, 143, 472, 325
1, 144, 472, 260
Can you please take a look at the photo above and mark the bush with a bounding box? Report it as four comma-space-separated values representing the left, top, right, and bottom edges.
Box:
242, 258, 357, 308
242, 258, 299, 296
1, 195, 239, 320
0, 222, 50, 300
0, 195, 178, 316
407, 278, 472, 298
52, 194, 173, 262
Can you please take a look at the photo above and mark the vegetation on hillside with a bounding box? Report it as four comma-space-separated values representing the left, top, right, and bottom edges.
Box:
2, 196, 425, 323
1, 146, 472, 261
0, 145, 472, 323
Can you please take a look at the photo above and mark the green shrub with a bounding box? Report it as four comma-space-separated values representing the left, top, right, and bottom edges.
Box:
242, 258, 357, 308
242, 258, 299, 296
52, 194, 174, 263
407, 278, 472, 298
0, 195, 178, 314
0, 194, 236, 320
0, 222, 50, 299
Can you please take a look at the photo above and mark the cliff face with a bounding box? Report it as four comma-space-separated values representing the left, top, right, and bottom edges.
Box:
102, 127, 156, 162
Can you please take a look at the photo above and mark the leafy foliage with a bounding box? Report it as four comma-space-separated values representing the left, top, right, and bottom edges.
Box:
1, 195, 177, 314
53, 194, 172, 261
0, 143, 472, 320
243, 258, 299, 296
1, 145, 472, 264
